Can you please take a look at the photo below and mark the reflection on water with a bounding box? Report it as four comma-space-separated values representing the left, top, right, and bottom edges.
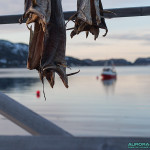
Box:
0, 78, 39, 92
101, 78, 117, 94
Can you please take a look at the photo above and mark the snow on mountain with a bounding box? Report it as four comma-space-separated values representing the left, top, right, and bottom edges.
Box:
0, 40, 28, 67
0, 40, 28, 53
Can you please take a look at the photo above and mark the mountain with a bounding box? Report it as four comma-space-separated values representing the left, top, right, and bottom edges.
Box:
66, 57, 132, 66
0, 40, 149, 67
0, 40, 28, 67
134, 57, 150, 65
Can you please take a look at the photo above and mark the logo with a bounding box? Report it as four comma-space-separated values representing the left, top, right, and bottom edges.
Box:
128, 143, 150, 149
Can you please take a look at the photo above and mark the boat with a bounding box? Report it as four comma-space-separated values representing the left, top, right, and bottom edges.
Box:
101, 61, 117, 80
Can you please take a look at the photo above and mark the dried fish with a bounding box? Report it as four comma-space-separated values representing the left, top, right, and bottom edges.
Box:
20, 0, 79, 90
68, 0, 108, 40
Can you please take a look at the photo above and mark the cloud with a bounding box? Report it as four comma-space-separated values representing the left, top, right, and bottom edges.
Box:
108, 33, 150, 42
0, 0, 23, 15
68, 42, 109, 47
141, 42, 150, 46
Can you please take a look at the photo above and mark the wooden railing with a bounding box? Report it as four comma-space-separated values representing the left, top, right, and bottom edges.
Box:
0, 6, 150, 24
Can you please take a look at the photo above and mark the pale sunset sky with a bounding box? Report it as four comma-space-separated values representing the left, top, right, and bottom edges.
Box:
0, 0, 150, 62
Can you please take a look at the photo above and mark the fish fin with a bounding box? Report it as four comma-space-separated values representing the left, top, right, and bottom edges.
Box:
46, 72, 55, 88
66, 12, 78, 26
101, 10, 117, 16
55, 67, 69, 88
66, 27, 74, 31
43, 66, 69, 88
39, 69, 47, 101
86, 31, 89, 38
103, 28, 108, 37
42, 78, 46, 101
67, 70, 80, 77
70, 30, 77, 38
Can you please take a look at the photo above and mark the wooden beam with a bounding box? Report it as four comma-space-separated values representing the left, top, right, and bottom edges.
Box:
0, 136, 150, 150
0, 6, 150, 24
0, 92, 72, 136
106, 6, 150, 18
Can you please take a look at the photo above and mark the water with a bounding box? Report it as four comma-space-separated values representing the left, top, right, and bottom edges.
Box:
0, 66, 150, 136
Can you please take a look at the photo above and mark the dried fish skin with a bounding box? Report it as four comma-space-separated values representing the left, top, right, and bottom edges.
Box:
77, 0, 101, 25
98, 0, 108, 36
77, 0, 92, 25
23, 0, 68, 88
24, 0, 32, 13
27, 23, 44, 70
21, 0, 79, 89
41, 0, 68, 88
21, 0, 51, 70
70, 0, 108, 40
23, 0, 51, 32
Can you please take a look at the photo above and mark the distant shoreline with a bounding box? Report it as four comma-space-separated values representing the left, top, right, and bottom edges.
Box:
0, 40, 150, 67
65, 56, 150, 67
0, 65, 149, 69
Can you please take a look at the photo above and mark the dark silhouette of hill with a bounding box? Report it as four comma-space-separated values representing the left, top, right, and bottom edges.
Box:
0, 40, 149, 67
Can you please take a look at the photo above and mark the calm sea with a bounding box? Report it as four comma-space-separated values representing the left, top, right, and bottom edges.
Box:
0, 66, 150, 137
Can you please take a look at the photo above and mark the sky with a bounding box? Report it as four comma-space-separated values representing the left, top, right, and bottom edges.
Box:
0, 0, 150, 62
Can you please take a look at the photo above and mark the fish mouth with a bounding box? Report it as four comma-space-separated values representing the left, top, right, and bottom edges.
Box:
43, 65, 69, 88
45, 71, 55, 88
43, 66, 80, 88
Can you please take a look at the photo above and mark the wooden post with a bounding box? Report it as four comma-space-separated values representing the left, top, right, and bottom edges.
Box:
0, 92, 72, 136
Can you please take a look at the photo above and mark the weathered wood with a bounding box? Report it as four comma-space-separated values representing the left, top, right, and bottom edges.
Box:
0, 6, 150, 24
0, 136, 150, 150
0, 14, 22, 24
106, 6, 150, 18
0, 92, 72, 136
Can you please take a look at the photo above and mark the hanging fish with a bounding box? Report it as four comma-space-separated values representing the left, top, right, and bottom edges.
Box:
67, 0, 109, 40
20, 0, 79, 90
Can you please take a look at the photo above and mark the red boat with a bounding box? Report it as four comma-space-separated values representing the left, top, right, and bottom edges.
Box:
101, 61, 117, 80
